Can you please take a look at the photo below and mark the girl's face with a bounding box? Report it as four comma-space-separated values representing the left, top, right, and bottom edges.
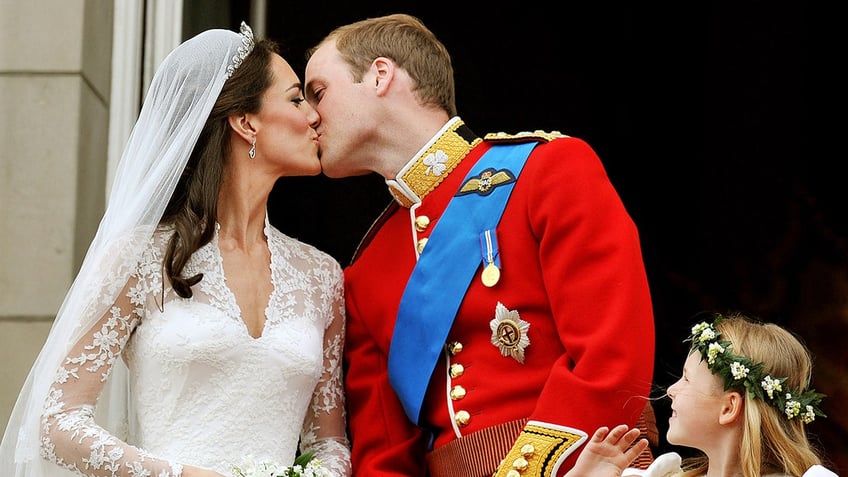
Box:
665, 351, 728, 449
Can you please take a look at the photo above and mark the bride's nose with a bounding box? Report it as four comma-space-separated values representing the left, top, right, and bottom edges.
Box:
304, 102, 320, 128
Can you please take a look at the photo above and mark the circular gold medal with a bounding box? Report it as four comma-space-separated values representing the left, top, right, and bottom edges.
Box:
481, 263, 500, 287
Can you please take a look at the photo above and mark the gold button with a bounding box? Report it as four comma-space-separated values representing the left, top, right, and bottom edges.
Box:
449, 385, 466, 400
447, 341, 463, 355
414, 215, 430, 232
512, 457, 529, 471
454, 410, 470, 426
520, 444, 535, 457
416, 237, 428, 253
449, 363, 464, 378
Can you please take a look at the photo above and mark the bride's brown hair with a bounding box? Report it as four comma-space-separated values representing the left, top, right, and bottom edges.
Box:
160, 38, 279, 298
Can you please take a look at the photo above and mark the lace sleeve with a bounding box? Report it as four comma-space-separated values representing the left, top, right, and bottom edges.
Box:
39, 260, 183, 477
299, 261, 351, 477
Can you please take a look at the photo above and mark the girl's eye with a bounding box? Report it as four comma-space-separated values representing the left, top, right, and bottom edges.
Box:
293, 97, 305, 105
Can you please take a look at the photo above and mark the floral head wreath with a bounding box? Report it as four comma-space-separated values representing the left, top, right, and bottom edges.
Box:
685, 315, 826, 423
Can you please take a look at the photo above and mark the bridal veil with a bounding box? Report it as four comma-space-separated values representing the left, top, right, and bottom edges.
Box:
0, 22, 255, 477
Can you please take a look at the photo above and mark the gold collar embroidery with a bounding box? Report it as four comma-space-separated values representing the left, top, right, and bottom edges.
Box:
387, 118, 482, 208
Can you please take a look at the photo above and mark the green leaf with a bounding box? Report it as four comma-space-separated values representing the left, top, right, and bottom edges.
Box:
293, 451, 314, 467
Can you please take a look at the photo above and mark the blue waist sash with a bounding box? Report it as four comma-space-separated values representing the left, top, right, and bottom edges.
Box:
388, 141, 538, 424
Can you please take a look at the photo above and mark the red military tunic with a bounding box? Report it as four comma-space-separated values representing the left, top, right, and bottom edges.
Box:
344, 118, 655, 476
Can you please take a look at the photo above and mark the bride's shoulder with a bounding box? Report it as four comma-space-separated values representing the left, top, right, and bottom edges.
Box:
266, 225, 341, 269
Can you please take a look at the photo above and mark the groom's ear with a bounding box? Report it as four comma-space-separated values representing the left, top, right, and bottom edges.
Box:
372, 56, 394, 94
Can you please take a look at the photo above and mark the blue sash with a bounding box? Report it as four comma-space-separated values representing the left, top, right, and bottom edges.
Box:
388, 142, 538, 424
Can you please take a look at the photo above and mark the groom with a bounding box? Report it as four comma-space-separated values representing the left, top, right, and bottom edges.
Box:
305, 13, 658, 477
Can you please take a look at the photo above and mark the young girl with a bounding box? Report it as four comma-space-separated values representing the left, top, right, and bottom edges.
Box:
567, 312, 838, 477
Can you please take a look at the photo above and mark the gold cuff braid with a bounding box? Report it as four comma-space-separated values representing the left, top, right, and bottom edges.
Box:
493, 422, 586, 477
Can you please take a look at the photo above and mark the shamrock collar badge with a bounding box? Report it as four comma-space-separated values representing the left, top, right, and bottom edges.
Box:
489, 302, 530, 363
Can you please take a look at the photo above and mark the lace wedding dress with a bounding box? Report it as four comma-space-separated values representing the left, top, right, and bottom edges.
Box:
39, 222, 350, 476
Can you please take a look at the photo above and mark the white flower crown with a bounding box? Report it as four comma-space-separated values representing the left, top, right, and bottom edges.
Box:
686, 315, 826, 423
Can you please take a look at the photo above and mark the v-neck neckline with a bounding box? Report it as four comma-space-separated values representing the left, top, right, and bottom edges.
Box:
213, 220, 275, 340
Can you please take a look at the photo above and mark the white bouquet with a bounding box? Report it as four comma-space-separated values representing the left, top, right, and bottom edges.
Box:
231, 452, 330, 477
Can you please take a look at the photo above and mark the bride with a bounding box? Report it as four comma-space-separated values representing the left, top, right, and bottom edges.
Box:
0, 22, 351, 477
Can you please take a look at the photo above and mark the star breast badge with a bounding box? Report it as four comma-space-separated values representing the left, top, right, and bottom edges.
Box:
489, 302, 530, 363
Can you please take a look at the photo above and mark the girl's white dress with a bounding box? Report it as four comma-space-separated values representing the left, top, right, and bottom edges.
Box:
623, 452, 839, 477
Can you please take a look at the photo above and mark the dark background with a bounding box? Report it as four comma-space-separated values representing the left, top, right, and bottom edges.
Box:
196, 1, 845, 472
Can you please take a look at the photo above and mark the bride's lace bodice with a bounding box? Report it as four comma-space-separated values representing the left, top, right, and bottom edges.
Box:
39, 223, 350, 476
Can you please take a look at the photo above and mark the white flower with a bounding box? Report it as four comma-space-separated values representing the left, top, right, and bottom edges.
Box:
232, 454, 329, 477
694, 323, 716, 343
691, 322, 710, 337
706, 342, 724, 364
785, 399, 801, 419
231, 455, 282, 477
729, 361, 749, 380
761, 375, 782, 399
802, 405, 816, 424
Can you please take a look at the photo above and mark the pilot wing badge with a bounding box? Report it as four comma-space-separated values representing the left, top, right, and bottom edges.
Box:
456, 167, 516, 196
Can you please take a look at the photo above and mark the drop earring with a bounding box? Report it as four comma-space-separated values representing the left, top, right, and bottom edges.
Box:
249, 136, 256, 159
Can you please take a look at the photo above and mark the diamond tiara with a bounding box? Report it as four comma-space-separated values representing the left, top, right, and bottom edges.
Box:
226, 21, 255, 78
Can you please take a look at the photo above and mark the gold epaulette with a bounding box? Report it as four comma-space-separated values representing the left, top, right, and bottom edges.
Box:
492, 421, 588, 477
493, 422, 586, 477
483, 130, 568, 144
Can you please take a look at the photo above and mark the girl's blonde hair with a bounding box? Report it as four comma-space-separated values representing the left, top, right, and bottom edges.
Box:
680, 312, 827, 477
